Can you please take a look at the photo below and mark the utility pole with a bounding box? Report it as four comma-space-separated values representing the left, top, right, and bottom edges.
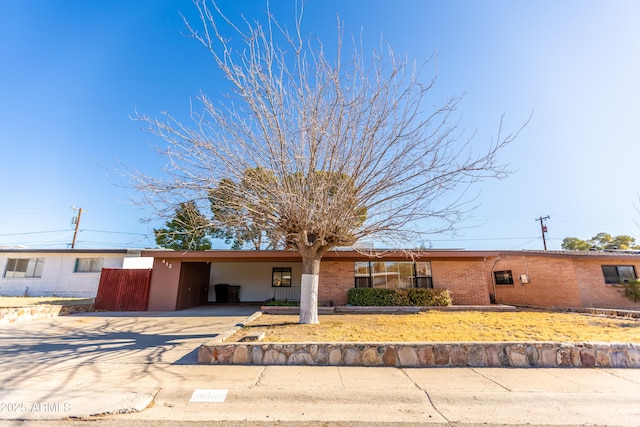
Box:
71, 207, 83, 249
536, 215, 550, 251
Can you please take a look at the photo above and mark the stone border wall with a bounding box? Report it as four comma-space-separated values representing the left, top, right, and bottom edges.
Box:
0, 304, 94, 324
260, 305, 518, 315
198, 342, 640, 368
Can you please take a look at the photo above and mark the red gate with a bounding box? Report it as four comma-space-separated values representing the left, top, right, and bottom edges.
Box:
94, 269, 152, 311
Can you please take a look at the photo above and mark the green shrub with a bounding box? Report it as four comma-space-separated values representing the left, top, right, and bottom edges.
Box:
347, 288, 452, 307
624, 279, 640, 303
406, 288, 451, 306
263, 299, 299, 306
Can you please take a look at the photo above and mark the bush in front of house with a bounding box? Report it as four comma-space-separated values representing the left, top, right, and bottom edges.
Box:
624, 279, 640, 303
263, 299, 300, 306
347, 288, 452, 307
406, 288, 453, 306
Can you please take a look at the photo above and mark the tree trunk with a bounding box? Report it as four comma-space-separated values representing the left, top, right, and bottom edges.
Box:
299, 257, 321, 324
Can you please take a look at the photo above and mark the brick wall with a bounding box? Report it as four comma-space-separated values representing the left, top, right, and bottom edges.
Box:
318, 259, 492, 306
493, 254, 586, 308
573, 258, 640, 310
319, 260, 354, 305
316, 253, 640, 310
431, 260, 490, 305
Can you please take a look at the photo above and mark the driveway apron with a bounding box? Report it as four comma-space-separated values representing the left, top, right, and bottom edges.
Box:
0, 305, 259, 366
0, 305, 260, 419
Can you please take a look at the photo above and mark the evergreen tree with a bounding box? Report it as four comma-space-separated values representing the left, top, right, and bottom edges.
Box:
154, 201, 212, 250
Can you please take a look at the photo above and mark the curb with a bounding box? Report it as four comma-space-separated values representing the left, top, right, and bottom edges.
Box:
0, 389, 154, 420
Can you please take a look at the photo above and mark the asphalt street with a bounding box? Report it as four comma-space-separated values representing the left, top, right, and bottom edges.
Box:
0, 306, 639, 426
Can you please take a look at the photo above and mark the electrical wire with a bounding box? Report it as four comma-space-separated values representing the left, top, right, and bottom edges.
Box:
82, 229, 150, 236
427, 236, 539, 242
0, 230, 70, 237
509, 238, 541, 250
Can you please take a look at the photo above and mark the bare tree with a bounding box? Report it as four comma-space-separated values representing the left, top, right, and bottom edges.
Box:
132, 1, 525, 323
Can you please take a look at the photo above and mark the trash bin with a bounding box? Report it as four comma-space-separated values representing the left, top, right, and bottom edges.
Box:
214, 284, 229, 303
228, 285, 240, 303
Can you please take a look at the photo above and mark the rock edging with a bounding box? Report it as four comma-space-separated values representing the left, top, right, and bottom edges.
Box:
260, 304, 517, 315
0, 304, 94, 324
198, 342, 640, 368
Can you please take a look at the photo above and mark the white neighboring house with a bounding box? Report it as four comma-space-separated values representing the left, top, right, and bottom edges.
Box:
0, 249, 153, 298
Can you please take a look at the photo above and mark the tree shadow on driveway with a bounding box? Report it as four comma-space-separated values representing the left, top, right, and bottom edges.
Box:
0, 307, 260, 395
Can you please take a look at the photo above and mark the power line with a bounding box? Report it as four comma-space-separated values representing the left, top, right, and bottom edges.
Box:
0, 230, 70, 237
509, 237, 542, 250
82, 229, 150, 236
0, 229, 151, 237
73, 241, 152, 248
425, 236, 539, 242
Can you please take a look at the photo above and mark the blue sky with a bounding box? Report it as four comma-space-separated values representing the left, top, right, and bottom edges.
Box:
1, 0, 639, 250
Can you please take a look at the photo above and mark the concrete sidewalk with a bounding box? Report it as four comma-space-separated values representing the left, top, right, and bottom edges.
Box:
2, 364, 640, 425
1, 307, 639, 425
121, 365, 640, 425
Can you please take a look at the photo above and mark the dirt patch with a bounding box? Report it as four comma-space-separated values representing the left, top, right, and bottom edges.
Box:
228, 310, 640, 343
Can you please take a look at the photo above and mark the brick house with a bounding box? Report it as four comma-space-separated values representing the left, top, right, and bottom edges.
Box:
490, 250, 640, 310
3, 248, 638, 311
138, 249, 640, 311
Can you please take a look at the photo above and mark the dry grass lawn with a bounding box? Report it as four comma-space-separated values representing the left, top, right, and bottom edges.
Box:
0, 296, 94, 307
229, 311, 640, 343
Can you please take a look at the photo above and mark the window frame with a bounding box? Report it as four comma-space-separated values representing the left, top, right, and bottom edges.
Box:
353, 261, 432, 289
354, 261, 372, 288
74, 258, 104, 273
4, 258, 45, 278
601, 265, 637, 284
272, 267, 292, 287
415, 262, 433, 288
494, 270, 514, 285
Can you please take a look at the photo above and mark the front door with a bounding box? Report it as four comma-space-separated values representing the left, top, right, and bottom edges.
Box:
176, 262, 210, 310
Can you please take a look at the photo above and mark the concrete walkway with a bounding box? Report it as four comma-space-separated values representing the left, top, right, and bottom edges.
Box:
0, 306, 639, 426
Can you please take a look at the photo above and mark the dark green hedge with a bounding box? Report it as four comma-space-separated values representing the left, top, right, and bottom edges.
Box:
347, 288, 452, 307
625, 280, 640, 302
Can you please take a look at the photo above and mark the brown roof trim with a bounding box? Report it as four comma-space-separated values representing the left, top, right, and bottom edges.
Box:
496, 249, 640, 259
140, 249, 498, 262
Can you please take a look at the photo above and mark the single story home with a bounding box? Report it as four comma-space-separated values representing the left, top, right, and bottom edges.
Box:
139, 248, 640, 311
0, 249, 152, 298
3, 247, 639, 312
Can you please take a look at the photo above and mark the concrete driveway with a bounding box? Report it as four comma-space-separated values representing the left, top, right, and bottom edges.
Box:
0, 305, 260, 420
0, 305, 260, 367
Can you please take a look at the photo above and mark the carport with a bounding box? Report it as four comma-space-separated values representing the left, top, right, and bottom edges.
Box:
142, 250, 306, 311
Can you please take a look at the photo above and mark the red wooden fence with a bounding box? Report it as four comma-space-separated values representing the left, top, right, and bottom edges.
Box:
94, 269, 152, 311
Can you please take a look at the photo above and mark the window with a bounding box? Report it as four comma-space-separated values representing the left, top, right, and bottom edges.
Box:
272, 267, 292, 287
494, 270, 514, 285
74, 258, 104, 273
354, 261, 432, 289
354, 262, 371, 288
415, 262, 433, 288
602, 265, 637, 284
4, 258, 45, 278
